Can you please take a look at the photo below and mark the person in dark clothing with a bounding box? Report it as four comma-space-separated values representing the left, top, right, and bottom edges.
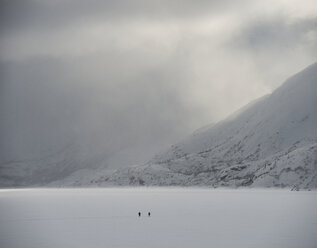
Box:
148, 212, 151, 217
138, 212, 141, 217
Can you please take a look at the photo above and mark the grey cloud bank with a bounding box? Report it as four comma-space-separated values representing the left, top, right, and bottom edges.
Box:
1, 0, 317, 168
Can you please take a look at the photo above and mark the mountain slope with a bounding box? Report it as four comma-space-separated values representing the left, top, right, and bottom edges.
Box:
59, 62, 317, 189
0, 144, 107, 187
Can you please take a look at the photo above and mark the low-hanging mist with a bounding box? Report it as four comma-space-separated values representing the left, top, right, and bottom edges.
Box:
1, 0, 317, 170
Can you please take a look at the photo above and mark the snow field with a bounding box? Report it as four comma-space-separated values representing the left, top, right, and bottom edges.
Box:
0, 188, 316, 248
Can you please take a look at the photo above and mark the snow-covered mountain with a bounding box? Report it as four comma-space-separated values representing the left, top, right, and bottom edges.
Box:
3, 62, 317, 189
0, 144, 106, 187
54, 62, 317, 189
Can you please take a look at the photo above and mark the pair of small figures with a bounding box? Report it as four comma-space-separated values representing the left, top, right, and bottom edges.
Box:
138, 212, 150, 217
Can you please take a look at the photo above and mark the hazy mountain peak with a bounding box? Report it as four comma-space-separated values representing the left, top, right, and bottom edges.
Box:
2, 62, 317, 189
75, 61, 317, 189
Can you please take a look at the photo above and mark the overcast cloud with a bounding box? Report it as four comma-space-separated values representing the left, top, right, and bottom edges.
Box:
1, 0, 317, 167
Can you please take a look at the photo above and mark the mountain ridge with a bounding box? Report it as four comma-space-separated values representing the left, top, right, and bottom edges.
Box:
57, 62, 317, 189
2, 62, 317, 189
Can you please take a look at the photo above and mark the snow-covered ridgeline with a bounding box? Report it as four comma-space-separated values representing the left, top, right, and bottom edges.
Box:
60, 62, 317, 189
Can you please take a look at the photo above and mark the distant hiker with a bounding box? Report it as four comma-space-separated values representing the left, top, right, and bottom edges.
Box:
148, 212, 151, 217
138, 212, 141, 217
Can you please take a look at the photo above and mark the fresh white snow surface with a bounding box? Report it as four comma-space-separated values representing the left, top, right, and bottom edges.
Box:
0, 188, 316, 248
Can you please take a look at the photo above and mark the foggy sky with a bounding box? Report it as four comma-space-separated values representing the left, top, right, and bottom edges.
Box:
1, 0, 317, 167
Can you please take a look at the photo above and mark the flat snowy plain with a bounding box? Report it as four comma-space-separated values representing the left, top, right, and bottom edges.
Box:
0, 188, 316, 248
